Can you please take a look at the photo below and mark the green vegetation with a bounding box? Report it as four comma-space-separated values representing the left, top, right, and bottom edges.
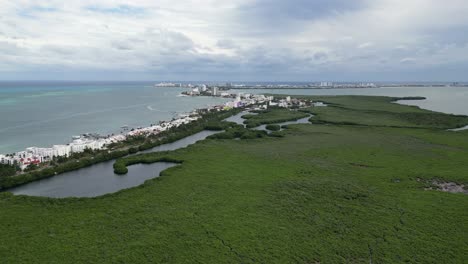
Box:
268, 130, 286, 137
114, 152, 183, 175
242, 108, 309, 128
203, 121, 237, 131
23, 164, 39, 172
0, 149, 129, 190
0, 109, 241, 190
0, 96, 467, 263
207, 125, 269, 140
265, 124, 281, 131
301, 96, 468, 129
0, 164, 18, 177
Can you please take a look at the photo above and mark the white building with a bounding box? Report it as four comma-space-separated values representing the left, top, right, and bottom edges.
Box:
278, 101, 288, 108
0, 154, 10, 165
191, 88, 200, 95
320, 82, 333, 87
69, 138, 106, 153
53, 145, 72, 157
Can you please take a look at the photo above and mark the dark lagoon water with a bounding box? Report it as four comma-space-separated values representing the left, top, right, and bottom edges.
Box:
224, 111, 252, 127
5, 84, 468, 198
139, 130, 218, 154
0, 81, 228, 154
450, 125, 468, 131
2, 83, 466, 154
9, 161, 178, 198
225, 111, 312, 132
253, 115, 313, 132
8, 130, 219, 198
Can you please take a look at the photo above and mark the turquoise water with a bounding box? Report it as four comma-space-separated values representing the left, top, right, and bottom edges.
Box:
5, 84, 468, 198
0, 82, 228, 154
2, 82, 467, 154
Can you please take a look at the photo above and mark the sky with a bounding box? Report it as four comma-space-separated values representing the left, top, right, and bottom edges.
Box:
1, 0, 468, 82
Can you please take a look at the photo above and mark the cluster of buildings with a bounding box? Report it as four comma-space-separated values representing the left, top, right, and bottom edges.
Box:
223, 94, 274, 109
126, 115, 200, 137
319, 82, 377, 88
0, 90, 325, 172
0, 134, 125, 170
174, 82, 381, 91
268, 96, 326, 108
154, 82, 183, 87
187, 89, 324, 111
182, 85, 230, 97
0, 114, 203, 171
154, 82, 234, 89
320, 82, 334, 87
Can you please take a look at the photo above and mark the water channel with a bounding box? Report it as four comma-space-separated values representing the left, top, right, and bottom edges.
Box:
8, 112, 312, 198
8, 131, 219, 198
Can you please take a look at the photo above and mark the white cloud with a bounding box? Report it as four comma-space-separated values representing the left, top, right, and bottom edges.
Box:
358, 42, 374, 49
400, 57, 416, 63
0, 0, 467, 80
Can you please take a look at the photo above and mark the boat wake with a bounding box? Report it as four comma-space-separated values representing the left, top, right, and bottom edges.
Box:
146, 105, 169, 113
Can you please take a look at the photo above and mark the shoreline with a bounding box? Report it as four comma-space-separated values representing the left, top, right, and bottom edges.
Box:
2, 85, 467, 155
0, 109, 241, 191
0, 96, 239, 169
0, 92, 282, 189
2, 95, 467, 263
2, 93, 468, 191
0, 92, 318, 190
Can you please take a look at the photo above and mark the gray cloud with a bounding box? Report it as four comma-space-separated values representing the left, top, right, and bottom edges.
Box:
0, 0, 467, 81
229, 0, 366, 37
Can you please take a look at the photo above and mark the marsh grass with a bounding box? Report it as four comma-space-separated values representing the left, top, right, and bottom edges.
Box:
1, 96, 467, 263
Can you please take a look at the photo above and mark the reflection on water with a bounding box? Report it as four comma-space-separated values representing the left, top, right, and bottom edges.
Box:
139, 130, 219, 154
253, 115, 312, 132
226, 110, 312, 132
8, 130, 219, 198
9, 162, 178, 198
448, 125, 468, 131
224, 111, 252, 126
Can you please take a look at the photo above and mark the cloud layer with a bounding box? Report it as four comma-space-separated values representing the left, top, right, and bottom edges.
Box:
1, 0, 468, 81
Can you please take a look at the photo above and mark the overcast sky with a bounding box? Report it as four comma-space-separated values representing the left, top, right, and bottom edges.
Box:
1, 0, 468, 81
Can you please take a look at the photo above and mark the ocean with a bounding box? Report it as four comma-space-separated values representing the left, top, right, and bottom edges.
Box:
0, 82, 228, 154
1, 82, 467, 154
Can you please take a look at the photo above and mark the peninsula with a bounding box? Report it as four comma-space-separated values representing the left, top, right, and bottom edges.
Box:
1, 94, 467, 263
